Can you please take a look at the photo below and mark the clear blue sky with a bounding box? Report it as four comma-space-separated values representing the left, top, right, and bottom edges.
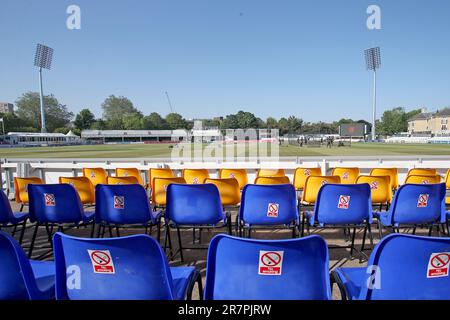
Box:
1, 0, 449, 122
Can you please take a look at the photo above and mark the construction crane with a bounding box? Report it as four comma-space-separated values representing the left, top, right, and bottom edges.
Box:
165, 91, 174, 113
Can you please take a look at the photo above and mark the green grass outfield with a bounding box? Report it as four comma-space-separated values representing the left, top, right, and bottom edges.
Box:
1, 142, 450, 159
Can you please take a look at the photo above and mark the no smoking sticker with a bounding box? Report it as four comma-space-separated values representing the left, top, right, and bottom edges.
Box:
90, 171, 96, 178
342, 172, 349, 180
338, 195, 350, 209
304, 169, 311, 176
192, 177, 199, 184
88, 250, 115, 274
370, 181, 379, 190
427, 252, 450, 278
44, 193, 55, 206
267, 203, 279, 218
320, 180, 328, 187
258, 250, 284, 275
113, 196, 124, 209
417, 194, 429, 208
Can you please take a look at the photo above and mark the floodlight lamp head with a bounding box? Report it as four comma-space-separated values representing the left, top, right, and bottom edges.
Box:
34, 44, 54, 70
364, 47, 381, 71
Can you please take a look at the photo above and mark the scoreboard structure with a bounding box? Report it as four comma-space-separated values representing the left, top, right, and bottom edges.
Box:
338, 123, 367, 137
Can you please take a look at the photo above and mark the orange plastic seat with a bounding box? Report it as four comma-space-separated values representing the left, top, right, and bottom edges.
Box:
331, 167, 360, 184
107, 176, 140, 185
293, 168, 322, 190
82, 167, 108, 186
254, 176, 291, 185
219, 169, 248, 190
14, 177, 43, 205
152, 177, 186, 207
204, 178, 241, 206
404, 174, 441, 185
370, 168, 399, 190
148, 168, 175, 187
59, 176, 95, 205
407, 168, 437, 177
257, 168, 286, 177
182, 169, 209, 184
301, 176, 341, 205
115, 168, 144, 185
356, 175, 392, 205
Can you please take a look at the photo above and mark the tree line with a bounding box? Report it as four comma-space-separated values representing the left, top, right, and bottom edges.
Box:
0, 91, 422, 137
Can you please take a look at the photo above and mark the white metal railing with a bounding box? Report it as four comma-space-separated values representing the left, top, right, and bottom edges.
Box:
1, 156, 450, 197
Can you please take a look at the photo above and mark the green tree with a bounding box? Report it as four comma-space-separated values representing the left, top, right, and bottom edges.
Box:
235, 111, 260, 128
122, 113, 144, 130
15, 92, 73, 132
378, 107, 417, 136
101, 95, 141, 122
220, 114, 239, 129
143, 112, 167, 130
0, 112, 36, 133
266, 117, 278, 129
74, 109, 96, 131
165, 113, 188, 129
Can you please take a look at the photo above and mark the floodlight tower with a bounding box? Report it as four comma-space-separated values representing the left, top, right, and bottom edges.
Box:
34, 44, 54, 133
364, 47, 381, 141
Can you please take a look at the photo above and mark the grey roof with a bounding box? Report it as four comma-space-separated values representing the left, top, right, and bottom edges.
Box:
436, 108, 450, 117
408, 113, 431, 121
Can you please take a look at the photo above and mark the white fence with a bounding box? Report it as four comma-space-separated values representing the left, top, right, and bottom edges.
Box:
1, 156, 450, 197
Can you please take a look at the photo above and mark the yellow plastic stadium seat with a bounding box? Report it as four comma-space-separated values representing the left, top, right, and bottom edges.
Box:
14, 177, 43, 205
148, 168, 175, 187
59, 176, 95, 205
107, 176, 140, 185
370, 168, 399, 190
301, 176, 341, 205
115, 168, 144, 185
257, 168, 286, 177
407, 168, 437, 177
444, 169, 450, 189
152, 177, 186, 207
254, 176, 291, 185
82, 167, 108, 186
404, 175, 441, 185
356, 175, 392, 205
182, 169, 210, 184
331, 167, 360, 184
293, 168, 322, 190
204, 178, 241, 206
219, 169, 248, 190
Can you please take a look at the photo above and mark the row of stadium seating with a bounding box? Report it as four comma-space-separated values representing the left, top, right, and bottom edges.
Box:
1, 230, 450, 300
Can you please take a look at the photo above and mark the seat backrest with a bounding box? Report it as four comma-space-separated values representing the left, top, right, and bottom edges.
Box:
0, 190, 16, 224
115, 168, 144, 185
165, 183, 225, 225
407, 168, 437, 177
0, 231, 46, 300
204, 234, 331, 300
293, 168, 322, 190
360, 234, 450, 300
257, 168, 286, 177
219, 169, 248, 190
356, 175, 392, 204
59, 176, 95, 204
28, 184, 84, 224
14, 177, 43, 204
182, 169, 210, 184
95, 184, 152, 224
239, 184, 298, 225
53, 233, 176, 300
445, 170, 450, 189
370, 168, 399, 190
331, 167, 360, 184
301, 176, 341, 204
82, 168, 108, 186
404, 174, 441, 185
107, 176, 140, 185
148, 168, 174, 186
384, 183, 446, 225
254, 176, 291, 185
204, 178, 241, 206
312, 183, 372, 225
151, 177, 186, 206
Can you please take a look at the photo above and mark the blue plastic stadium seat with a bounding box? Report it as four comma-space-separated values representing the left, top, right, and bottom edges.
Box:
53, 232, 202, 300
333, 234, 450, 300
204, 234, 331, 300
304, 183, 373, 257
0, 231, 55, 300
378, 183, 446, 237
238, 184, 299, 237
27, 184, 96, 258
0, 189, 29, 244
95, 184, 162, 240
165, 183, 231, 261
